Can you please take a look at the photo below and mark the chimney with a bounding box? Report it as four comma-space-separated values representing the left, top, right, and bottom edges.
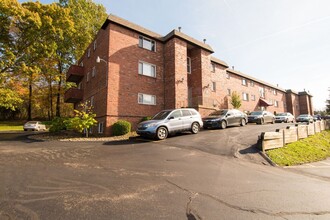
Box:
203, 39, 206, 44
232, 66, 234, 70
178, 27, 181, 32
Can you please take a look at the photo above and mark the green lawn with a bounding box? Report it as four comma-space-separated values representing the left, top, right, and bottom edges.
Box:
0, 121, 24, 131
267, 130, 330, 166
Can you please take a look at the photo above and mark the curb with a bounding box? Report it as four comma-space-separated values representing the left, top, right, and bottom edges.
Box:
259, 151, 278, 167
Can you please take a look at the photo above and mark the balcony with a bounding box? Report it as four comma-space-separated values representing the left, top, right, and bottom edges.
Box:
66, 65, 84, 82
64, 88, 83, 103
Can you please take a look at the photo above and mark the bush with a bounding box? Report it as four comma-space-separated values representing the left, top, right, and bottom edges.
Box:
112, 120, 131, 136
49, 117, 68, 132
140, 116, 152, 122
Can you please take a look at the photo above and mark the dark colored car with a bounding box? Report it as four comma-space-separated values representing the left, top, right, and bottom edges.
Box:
203, 109, 247, 129
296, 114, 313, 123
313, 115, 322, 121
248, 111, 275, 125
275, 112, 295, 123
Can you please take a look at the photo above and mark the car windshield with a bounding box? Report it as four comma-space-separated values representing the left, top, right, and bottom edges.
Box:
299, 114, 308, 117
250, 111, 262, 116
25, 121, 38, 125
210, 110, 228, 116
152, 111, 172, 120
276, 113, 286, 116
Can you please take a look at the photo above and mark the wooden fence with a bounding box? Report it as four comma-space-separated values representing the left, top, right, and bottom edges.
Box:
260, 120, 330, 153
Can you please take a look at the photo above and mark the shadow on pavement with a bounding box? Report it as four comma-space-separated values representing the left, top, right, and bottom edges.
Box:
0, 132, 45, 143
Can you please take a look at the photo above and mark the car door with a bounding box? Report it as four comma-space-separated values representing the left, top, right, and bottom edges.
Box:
181, 109, 193, 130
167, 110, 183, 132
226, 110, 236, 126
264, 112, 271, 123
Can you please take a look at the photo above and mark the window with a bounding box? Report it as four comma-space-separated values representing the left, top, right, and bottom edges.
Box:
87, 48, 90, 58
182, 109, 192, 117
211, 63, 216, 72
251, 94, 256, 101
259, 87, 265, 98
227, 89, 231, 96
242, 92, 249, 101
273, 89, 277, 95
169, 110, 182, 118
138, 35, 156, 51
226, 72, 230, 79
92, 66, 96, 77
250, 80, 254, 87
98, 122, 104, 134
90, 96, 94, 107
211, 82, 216, 91
274, 100, 278, 107
138, 93, 156, 105
77, 82, 82, 89
138, 61, 156, 78
89, 127, 93, 134
86, 72, 90, 82
242, 78, 247, 86
79, 61, 84, 67
93, 40, 97, 50
187, 57, 191, 74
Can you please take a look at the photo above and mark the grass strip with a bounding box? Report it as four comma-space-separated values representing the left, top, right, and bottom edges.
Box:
0, 121, 24, 131
267, 130, 330, 166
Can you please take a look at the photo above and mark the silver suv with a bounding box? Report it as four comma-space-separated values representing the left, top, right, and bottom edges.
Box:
137, 108, 203, 140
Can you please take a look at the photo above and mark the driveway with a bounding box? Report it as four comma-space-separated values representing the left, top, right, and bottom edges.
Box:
1, 126, 330, 219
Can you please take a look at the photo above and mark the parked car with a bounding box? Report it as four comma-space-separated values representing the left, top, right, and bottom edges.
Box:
23, 121, 47, 131
296, 114, 313, 123
275, 112, 295, 123
136, 108, 203, 140
313, 115, 322, 121
203, 109, 247, 129
247, 111, 275, 124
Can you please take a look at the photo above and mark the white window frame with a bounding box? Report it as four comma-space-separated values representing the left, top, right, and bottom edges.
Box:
79, 61, 84, 67
211, 82, 216, 91
187, 57, 191, 74
86, 72, 90, 82
98, 122, 104, 134
93, 40, 97, 50
211, 63, 216, 72
251, 94, 256, 101
227, 89, 231, 96
274, 100, 279, 107
226, 72, 230, 79
259, 87, 265, 98
90, 96, 94, 107
138, 93, 156, 105
138, 61, 156, 78
138, 35, 156, 52
87, 48, 90, 58
242, 92, 249, 101
242, 78, 247, 86
92, 66, 96, 77
273, 89, 277, 95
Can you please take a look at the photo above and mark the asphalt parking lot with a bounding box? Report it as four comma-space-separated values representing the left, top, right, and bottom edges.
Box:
1, 123, 330, 219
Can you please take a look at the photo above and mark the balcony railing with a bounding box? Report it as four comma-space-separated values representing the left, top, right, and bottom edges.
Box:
64, 88, 83, 103
66, 65, 84, 82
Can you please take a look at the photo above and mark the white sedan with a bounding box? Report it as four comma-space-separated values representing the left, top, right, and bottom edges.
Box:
23, 121, 46, 131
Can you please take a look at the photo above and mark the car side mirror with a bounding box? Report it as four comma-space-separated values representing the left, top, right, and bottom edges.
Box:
227, 113, 231, 117
168, 116, 174, 120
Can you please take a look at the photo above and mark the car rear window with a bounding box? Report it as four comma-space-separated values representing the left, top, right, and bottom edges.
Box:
182, 110, 192, 116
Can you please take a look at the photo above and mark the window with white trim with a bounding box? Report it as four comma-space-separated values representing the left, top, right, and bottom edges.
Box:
92, 66, 96, 77
226, 72, 230, 79
211, 63, 216, 72
93, 40, 97, 50
187, 57, 191, 74
251, 94, 256, 101
87, 48, 90, 58
227, 89, 231, 96
138, 36, 156, 51
242, 92, 249, 101
211, 82, 216, 91
274, 100, 278, 107
89, 127, 93, 134
90, 96, 94, 107
250, 80, 254, 87
138, 61, 156, 78
86, 72, 90, 82
273, 89, 277, 95
79, 61, 83, 67
138, 93, 156, 105
98, 122, 104, 134
242, 78, 247, 86
259, 87, 265, 98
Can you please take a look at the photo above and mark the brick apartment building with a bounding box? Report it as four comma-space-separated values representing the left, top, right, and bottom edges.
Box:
64, 14, 313, 135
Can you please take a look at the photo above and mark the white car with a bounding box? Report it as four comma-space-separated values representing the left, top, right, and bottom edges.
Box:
23, 121, 46, 131
275, 112, 295, 123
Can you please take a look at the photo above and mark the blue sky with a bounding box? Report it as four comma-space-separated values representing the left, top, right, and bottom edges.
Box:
22, 0, 330, 110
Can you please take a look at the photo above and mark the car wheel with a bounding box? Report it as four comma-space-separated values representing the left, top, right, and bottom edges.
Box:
156, 127, 168, 140
220, 120, 227, 129
191, 122, 200, 134
240, 119, 246, 126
